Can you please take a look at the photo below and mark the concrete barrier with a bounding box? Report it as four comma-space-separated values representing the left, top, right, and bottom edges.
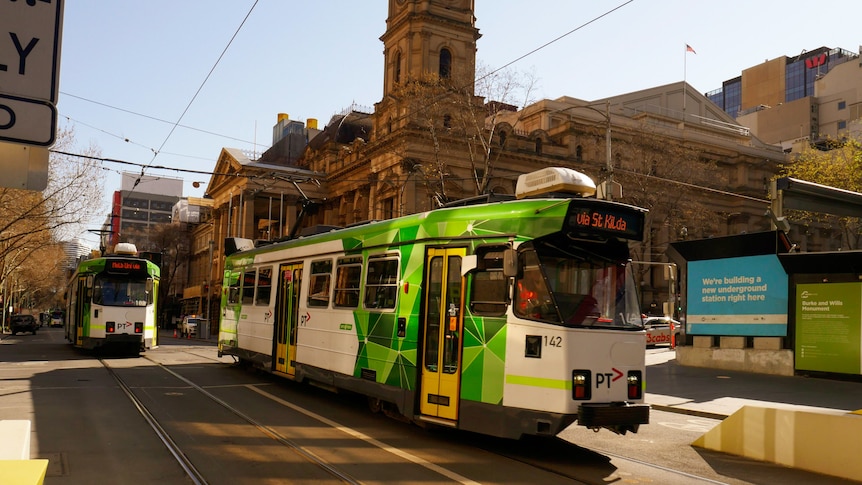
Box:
0, 420, 48, 485
692, 405, 862, 482
0, 420, 31, 460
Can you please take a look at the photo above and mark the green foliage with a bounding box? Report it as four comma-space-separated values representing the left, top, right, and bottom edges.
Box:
778, 139, 862, 249
779, 139, 862, 192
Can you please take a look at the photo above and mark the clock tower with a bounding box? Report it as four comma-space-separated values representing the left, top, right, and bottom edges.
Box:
375, 0, 479, 133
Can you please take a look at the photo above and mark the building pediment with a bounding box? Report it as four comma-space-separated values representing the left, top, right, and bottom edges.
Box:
206, 148, 252, 197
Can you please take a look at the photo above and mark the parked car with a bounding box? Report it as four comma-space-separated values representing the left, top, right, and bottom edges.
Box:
180, 316, 207, 338
644, 316, 681, 347
10, 314, 38, 335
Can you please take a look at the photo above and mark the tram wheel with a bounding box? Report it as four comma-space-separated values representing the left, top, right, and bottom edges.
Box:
368, 396, 383, 413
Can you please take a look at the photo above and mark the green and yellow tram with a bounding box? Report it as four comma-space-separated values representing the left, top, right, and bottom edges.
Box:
219, 167, 650, 439
65, 243, 159, 354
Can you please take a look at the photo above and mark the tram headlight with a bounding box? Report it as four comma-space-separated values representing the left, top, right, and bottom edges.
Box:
571, 370, 591, 400
106, 322, 115, 333
627, 371, 643, 400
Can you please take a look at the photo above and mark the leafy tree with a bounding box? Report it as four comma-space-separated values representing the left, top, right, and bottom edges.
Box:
778, 139, 862, 249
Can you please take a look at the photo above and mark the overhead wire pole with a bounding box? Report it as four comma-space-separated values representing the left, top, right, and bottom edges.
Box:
603, 99, 612, 201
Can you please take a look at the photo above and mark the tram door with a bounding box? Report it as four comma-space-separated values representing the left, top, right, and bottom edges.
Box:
274, 263, 302, 376
71, 277, 88, 345
419, 248, 466, 421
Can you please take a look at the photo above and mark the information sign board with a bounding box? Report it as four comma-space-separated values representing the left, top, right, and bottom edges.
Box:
0, 0, 64, 148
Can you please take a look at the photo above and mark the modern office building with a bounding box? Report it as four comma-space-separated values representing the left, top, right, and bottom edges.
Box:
104, 172, 183, 250
59, 239, 92, 270
706, 46, 861, 149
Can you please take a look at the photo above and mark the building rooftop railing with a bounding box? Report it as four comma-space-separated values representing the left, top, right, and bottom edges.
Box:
627, 104, 750, 136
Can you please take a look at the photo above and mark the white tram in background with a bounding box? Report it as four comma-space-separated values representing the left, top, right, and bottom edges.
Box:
65, 243, 159, 355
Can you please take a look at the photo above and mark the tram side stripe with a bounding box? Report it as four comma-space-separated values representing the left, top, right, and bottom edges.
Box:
506, 375, 571, 390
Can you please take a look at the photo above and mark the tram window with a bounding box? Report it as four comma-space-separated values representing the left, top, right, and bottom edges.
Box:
514, 250, 556, 321
364, 256, 399, 309
92, 277, 149, 307
255, 267, 273, 305
470, 247, 508, 316
242, 269, 256, 304
308, 259, 333, 307
334, 256, 362, 308
227, 271, 242, 304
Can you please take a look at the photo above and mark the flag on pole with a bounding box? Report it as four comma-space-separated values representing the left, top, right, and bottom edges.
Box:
686, 44, 697, 54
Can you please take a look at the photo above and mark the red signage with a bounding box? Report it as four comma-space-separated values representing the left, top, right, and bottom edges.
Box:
805, 53, 827, 69
109, 260, 142, 271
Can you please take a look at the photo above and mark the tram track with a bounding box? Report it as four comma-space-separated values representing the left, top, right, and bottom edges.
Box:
103, 344, 733, 484
100, 356, 362, 485
472, 433, 733, 485
102, 361, 208, 484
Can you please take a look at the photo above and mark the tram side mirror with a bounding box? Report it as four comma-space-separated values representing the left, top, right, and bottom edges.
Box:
502, 248, 517, 278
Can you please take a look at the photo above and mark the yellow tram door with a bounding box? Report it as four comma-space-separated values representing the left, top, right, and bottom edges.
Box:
419, 247, 466, 421
274, 263, 302, 376
74, 276, 87, 346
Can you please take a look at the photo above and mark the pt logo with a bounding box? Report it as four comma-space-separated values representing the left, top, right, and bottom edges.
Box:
596, 368, 624, 388
264, 310, 273, 322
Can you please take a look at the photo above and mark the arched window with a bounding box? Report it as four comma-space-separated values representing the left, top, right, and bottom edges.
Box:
575, 145, 583, 161
535, 137, 543, 155
394, 52, 402, 84
439, 48, 452, 79
443, 114, 452, 129
499, 131, 507, 147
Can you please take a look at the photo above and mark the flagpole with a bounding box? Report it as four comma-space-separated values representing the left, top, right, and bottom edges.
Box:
683, 43, 688, 126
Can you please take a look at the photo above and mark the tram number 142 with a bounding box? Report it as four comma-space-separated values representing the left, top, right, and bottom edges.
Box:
544, 335, 562, 347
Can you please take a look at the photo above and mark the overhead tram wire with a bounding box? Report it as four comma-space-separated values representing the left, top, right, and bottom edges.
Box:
51, 149, 768, 207
61, 114, 234, 163
386, 0, 637, 129
60, 1, 635, 189
132, 0, 260, 191
59, 96, 258, 146
477, 0, 635, 82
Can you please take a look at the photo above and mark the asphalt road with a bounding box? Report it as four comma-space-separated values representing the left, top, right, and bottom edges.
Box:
1, 328, 854, 484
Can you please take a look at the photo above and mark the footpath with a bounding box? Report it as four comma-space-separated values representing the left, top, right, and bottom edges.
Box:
644, 348, 862, 418
645, 348, 862, 483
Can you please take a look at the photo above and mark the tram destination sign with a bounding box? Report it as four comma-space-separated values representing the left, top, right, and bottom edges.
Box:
0, 0, 64, 148
566, 202, 645, 240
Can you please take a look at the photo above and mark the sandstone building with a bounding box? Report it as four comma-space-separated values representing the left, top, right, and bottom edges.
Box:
185, 0, 801, 323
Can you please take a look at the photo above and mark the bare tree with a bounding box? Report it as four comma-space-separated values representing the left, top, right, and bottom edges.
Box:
390, 62, 537, 204
0, 125, 105, 312
462, 62, 538, 195
122, 222, 190, 322
616, 122, 723, 258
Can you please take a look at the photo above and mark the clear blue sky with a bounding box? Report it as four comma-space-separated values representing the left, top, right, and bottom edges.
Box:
57, 1, 862, 246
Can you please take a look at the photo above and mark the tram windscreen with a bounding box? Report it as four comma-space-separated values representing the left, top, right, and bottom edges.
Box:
514, 241, 642, 329
93, 276, 151, 307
